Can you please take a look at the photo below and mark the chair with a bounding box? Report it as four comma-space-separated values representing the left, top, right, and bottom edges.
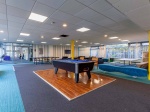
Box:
136, 62, 148, 69
91, 57, 98, 69
62, 56, 68, 59
79, 56, 85, 60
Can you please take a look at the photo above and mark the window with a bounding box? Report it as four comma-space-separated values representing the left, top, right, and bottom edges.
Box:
106, 44, 128, 58
90, 47, 99, 57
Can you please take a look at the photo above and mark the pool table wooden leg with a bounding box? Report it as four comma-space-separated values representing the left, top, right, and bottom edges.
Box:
55, 68, 58, 74
75, 73, 79, 83
87, 71, 91, 79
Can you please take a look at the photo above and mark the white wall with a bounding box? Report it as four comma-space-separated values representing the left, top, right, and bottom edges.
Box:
33, 44, 78, 58
33, 45, 53, 57
53, 45, 78, 58
79, 47, 90, 57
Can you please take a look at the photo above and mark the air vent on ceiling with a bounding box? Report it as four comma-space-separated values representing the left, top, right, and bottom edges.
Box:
60, 34, 69, 37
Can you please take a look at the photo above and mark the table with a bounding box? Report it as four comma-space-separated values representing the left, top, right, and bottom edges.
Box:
53, 59, 94, 83
118, 58, 139, 65
33, 57, 59, 64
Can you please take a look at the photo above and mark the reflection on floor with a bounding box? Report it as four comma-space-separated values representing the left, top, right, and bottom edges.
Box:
0, 59, 33, 65
34, 69, 116, 100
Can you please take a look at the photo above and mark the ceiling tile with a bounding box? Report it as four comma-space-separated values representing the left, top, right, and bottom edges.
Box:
90, 0, 113, 13
44, 18, 63, 27
75, 7, 106, 21
59, 0, 86, 15
25, 19, 42, 26
37, 0, 66, 9
8, 21, 24, 28
75, 20, 97, 28
0, 24, 7, 29
76, 0, 97, 6
63, 16, 83, 25
0, 19, 7, 25
101, 7, 127, 22
6, 0, 35, 11
8, 26, 21, 32
0, 0, 6, 4
51, 11, 73, 21
109, 23, 126, 31
106, 0, 120, 4
32, 2, 56, 17
0, 3, 6, 14
96, 18, 116, 27
0, 13, 6, 20
126, 4, 150, 30
113, 0, 149, 13
7, 15, 26, 24
7, 6, 30, 19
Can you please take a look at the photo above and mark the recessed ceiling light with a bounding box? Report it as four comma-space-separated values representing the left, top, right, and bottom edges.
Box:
29, 13, 48, 22
81, 41, 88, 43
76, 40, 78, 42
20, 33, 30, 36
76, 27, 90, 32
118, 39, 121, 40
17, 39, 24, 42
3, 38, 6, 41
109, 37, 118, 39
94, 43, 100, 45
52, 37, 60, 40
32, 41, 34, 43
41, 36, 44, 38
66, 44, 70, 45
60, 44, 62, 45
0, 30, 4, 33
78, 45, 82, 46
63, 24, 67, 27
104, 35, 108, 37
41, 42, 47, 44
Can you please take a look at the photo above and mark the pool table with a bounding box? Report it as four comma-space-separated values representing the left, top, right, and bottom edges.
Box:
53, 59, 94, 83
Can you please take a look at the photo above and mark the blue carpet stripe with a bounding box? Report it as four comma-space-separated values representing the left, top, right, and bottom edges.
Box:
0, 65, 25, 112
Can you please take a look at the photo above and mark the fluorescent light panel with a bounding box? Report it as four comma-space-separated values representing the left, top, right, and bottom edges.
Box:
52, 37, 60, 40
66, 44, 70, 45
109, 37, 118, 39
29, 13, 48, 22
20, 33, 30, 36
76, 27, 90, 32
41, 42, 47, 43
94, 43, 100, 45
17, 39, 24, 42
122, 40, 129, 41
81, 41, 88, 43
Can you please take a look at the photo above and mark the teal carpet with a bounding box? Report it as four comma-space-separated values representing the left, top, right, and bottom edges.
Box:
0, 65, 25, 112
92, 69, 150, 84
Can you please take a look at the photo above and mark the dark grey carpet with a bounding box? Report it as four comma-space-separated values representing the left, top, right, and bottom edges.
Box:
14, 64, 150, 112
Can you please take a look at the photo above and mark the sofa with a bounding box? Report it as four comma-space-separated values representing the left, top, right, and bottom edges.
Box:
98, 64, 148, 77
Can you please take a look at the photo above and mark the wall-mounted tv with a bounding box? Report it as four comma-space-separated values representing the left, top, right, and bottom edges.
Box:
64, 50, 71, 54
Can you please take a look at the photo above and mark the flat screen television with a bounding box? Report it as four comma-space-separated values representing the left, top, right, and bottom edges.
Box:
64, 50, 71, 54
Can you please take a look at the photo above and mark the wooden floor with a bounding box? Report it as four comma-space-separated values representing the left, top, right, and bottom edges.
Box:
34, 69, 116, 100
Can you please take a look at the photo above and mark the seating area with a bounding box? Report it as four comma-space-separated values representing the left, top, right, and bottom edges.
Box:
0, 0, 150, 112
98, 64, 148, 77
